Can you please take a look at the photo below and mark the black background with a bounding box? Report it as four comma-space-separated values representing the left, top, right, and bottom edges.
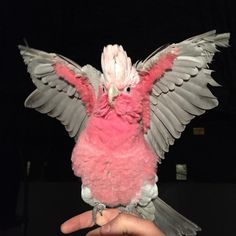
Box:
1, 0, 236, 235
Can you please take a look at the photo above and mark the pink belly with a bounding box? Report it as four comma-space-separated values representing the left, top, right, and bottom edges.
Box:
71, 115, 157, 206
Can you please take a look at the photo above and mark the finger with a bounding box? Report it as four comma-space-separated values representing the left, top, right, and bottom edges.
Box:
61, 211, 94, 234
87, 213, 165, 236
61, 209, 120, 234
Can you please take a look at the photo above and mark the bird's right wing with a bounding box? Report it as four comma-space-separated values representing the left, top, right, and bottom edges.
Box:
19, 45, 102, 141
136, 30, 230, 161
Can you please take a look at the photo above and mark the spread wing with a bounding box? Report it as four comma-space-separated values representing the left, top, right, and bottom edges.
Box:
19, 45, 102, 141
136, 30, 230, 162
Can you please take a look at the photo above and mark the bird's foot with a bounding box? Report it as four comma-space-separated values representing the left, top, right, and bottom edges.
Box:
92, 203, 106, 224
118, 204, 140, 216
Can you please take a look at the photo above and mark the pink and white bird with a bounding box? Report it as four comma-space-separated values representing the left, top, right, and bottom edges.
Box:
19, 30, 230, 235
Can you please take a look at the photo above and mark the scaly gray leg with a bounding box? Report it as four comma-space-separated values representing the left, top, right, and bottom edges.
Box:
92, 203, 106, 224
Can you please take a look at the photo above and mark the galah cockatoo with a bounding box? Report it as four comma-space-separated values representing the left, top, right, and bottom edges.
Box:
19, 30, 230, 235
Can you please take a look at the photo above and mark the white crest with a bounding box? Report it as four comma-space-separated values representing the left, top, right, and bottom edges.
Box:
101, 44, 140, 89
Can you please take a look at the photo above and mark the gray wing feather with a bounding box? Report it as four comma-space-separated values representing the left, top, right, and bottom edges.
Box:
139, 30, 230, 161
150, 120, 170, 153
150, 108, 176, 144
151, 105, 182, 139
48, 95, 71, 118
65, 102, 87, 137
159, 93, 194, 125
19, 45, 101, 140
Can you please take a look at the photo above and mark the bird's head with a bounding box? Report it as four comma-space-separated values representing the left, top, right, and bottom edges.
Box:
101, 44, 140, 104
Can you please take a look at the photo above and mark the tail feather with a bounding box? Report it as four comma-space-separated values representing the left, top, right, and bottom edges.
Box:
137, 196, 201, 236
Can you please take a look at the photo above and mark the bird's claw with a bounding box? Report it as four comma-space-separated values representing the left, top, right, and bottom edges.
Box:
118, 204, 140, 216
92, 203, 106, 224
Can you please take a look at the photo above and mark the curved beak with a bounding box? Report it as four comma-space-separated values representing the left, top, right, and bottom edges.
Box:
108, 84, 119, 105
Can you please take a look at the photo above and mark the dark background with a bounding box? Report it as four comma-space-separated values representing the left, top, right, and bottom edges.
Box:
0, 0, 236, 235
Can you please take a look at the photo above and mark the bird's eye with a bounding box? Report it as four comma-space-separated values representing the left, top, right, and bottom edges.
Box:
124, 86, 131, 93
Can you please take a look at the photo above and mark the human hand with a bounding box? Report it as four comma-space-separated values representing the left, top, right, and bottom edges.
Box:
61, 208, 165, 236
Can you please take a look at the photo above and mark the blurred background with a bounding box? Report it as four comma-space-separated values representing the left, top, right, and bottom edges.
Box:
1, 0, 235, 235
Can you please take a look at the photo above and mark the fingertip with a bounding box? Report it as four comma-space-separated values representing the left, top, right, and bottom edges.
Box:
59, 211, 94, 234
60, 223, 68, 234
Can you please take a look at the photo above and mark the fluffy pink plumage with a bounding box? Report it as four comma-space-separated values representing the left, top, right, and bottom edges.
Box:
72, 112, 156, 206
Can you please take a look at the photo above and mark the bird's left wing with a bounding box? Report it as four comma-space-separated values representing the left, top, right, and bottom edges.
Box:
135, 30, 230, 162
19, 45, 102, 141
